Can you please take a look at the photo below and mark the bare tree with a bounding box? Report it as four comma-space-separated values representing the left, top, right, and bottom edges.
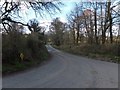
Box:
67, 12, 76, 45
49, 17, 66, 46
67, 3, 85, 45
0, 0, 62, 33
27, 19, 39, 32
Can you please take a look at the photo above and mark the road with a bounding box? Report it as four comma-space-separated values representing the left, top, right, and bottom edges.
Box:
3, 45, 118, 88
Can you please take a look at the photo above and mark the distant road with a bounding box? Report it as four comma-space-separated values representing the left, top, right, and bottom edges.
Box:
3, 45, 118, 88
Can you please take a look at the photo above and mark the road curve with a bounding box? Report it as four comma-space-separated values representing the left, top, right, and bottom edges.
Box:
3, 45, 118, 88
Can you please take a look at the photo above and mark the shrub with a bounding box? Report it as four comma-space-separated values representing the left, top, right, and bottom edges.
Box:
2, 31, 49, 74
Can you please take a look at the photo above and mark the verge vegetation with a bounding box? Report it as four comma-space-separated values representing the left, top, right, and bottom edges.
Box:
2, 23, 49, 75
53, 44, 120, 63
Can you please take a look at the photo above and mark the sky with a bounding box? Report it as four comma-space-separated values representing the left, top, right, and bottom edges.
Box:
0, 0, 119, 33
21, 1, 76, 24
0, 0, 79, 33
20, 0, 119, 25
18, 1, 77, 33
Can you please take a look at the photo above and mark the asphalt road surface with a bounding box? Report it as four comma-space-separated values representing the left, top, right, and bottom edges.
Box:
3, 45, 118, 88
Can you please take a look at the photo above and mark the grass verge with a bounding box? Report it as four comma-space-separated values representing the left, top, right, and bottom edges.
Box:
2, 51, 50, 76
53, 44, 120, 64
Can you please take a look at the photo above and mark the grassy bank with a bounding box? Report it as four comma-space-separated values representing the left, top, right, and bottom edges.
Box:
2, 52, 50, 76
53, 44, 120, 63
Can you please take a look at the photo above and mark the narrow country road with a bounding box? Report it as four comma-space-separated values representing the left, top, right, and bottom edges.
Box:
3, 45, 118, 88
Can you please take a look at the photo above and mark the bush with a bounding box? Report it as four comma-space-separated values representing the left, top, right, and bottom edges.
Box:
2, 32, 22, 64
2, 31, 49, 74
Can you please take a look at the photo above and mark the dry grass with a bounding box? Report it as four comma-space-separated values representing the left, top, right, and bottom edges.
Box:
54, 44, 120, 63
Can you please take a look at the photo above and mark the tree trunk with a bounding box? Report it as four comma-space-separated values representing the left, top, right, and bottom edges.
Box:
72, 24, 76, 45
102, 2, 107, 44
94, 2, 98, 44
84, 15, 90, 44
108, 1, 113, 43
76, 24, 80, 44
90, 10, 94, 44
109, 14, 113, 43
101, 3, 103, 44
102, 30, 106, 44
